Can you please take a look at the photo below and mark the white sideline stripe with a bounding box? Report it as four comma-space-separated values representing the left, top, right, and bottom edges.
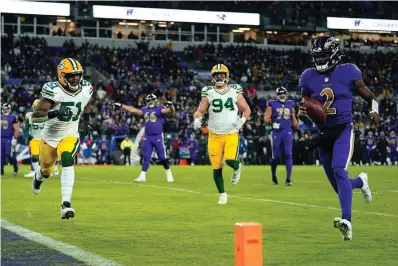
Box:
79, 177, 398, 218
1, 219, 120, 266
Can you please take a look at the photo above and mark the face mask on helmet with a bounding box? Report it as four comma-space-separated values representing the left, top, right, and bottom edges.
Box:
146, 95, 158, 108
212, 73, 227, 87
63, 72, 83, 91
311, 36, 341, 73
2, 104, 11, 115
276, 87, 287, 102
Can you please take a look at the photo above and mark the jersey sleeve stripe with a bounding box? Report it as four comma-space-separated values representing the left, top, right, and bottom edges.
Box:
42, 89, 55, 97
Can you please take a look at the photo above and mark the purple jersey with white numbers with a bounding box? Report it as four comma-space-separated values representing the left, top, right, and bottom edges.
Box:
365, 136, 375, 147
300, 63, 362, 128
1, 114, 17, 139
141, 105, 166, 136
389, 136, 397, 149
268, 100, 295, 131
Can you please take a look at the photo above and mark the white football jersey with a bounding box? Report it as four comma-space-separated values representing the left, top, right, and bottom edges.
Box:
41, 80, 92, 147
25, 111, 45, 140
202, 84, 242, 134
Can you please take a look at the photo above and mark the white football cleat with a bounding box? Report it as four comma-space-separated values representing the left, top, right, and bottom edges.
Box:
32, 175, 43, 194
218, 192, 227, 204
61, 201, 75, 220
166, 171, 174, 183
24, 171, 35, 178
333, 217, 352, 241
231, 163, 241, 185
134, 176, 146, 182
359, 172, 372, 203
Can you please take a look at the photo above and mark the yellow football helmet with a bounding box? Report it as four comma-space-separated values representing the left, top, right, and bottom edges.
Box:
211, 64, 229, 87
32, 99, 40, 109
57, 58, 83, 91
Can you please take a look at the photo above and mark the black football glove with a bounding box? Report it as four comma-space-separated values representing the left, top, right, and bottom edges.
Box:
58, 105, 73, 120
165, 101, 174, 108
79, 121, 92, 137
113, 102, 122, 109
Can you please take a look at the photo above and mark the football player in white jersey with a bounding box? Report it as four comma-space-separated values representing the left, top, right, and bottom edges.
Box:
31, 58, 92, 219
24, 100, 59, 177
193, 64, 251, 204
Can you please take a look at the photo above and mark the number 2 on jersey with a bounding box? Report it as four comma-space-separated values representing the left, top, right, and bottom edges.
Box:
212, 97, 235, 113
320, 88, 336, 115
59, 102, 82, 122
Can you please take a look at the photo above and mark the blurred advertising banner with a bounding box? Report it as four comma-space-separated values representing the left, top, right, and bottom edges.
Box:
328, 17, 398, 32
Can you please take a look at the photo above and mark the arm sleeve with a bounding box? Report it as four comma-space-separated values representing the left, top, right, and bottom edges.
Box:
41, 82, 58, 102
201, 87, 209, 98
299, 70, 310, 96
235, 84, 243, 94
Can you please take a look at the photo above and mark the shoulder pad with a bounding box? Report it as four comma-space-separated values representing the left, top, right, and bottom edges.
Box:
41, 81, 60, 100
201, 86, 213, 97
230, 84, 243, 94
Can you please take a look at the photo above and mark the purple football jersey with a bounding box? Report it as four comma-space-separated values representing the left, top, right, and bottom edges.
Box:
268, 100, 295, 131
1, 114, 17, 138
300, 63, 362, 128
365, 136, 375, 147
141, 105, 166, 135
388, 136, 397, 148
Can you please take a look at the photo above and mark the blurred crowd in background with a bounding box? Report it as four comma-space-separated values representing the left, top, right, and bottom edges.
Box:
1, 35, 398, 166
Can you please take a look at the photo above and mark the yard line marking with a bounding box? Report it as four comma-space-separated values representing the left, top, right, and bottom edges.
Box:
1, 219, 120, 266
79, 177, 398, 218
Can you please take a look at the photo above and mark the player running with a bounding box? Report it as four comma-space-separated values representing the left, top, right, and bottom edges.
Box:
113, 94, 175, 183
1, 103, 19, 176
298, 36, 378, 240
193, 64, 251, 204
264, 87, 299, 186
31, 58, 92, 220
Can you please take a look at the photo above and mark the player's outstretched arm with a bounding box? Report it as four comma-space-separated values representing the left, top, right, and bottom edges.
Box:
113, 103, 143, 116
193, 97, 209, 129
355, 79, 380, 123
161, 101, 175, 115
237, 94, 251, 121
264, 106, 272, 124
32, 98, 72, 123
291, 108, 300, 131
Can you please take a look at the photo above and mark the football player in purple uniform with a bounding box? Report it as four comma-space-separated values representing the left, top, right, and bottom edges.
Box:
264, 87, 299, 186
298, 36, 379, 241
1, 103, 19, 176
114, 94, 175, 182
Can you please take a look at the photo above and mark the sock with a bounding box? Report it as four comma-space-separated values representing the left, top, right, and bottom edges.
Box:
35, 167, 49, 181
142, 159, 150, 172
225, 160, 240, 171
61, 166, 75, 204
213, 169, 225, 193
350, 177, 364, 189
271, 158, 278, 177
32, 161, 39, 172
161, 159, 170, 170
285, 154, 292, 180
334, 167, 353, 222
165, 169, 172, 174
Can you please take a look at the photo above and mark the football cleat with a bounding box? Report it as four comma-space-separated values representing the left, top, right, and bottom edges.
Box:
134, 176, 146, 182
61, 201, 75, 220
32, 175, 43, 194
218, 192, 227, 204
333, 217, 352, 241
272, 176, 279, 185
24, 171, 35, 178
285, 179, 292, 186
359, 172, 372, 203
231, 163, 241, 185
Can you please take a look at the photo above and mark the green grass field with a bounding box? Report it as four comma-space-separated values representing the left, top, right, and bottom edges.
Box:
2, 165, 398, 265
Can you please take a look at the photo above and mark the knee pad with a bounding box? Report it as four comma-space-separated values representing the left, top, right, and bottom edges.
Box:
284, 154, 292, 160
32, 155, 39, 163
61, 152, 74, 167
333, 167, 347, 180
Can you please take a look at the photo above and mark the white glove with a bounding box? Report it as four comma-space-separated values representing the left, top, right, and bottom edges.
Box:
272, 122, 280, 129
194, 118, 202, 130
234, 117, 247, 130
396, 146, 398, 152
372, 145, 376, 150
11, 138, 17, 146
